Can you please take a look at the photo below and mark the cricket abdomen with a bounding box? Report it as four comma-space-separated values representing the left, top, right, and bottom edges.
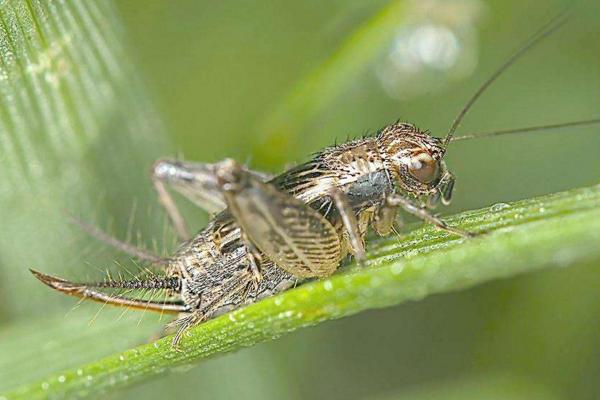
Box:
170, 213, 298, 317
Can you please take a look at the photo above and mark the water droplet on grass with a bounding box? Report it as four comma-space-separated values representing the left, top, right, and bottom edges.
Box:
391, 264, 404, 275
279, 310, 294, 319
490, 202, 509, 212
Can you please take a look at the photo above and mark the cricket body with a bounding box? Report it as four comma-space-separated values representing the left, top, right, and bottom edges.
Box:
166, 124, 463, 336
31, 10, 600, 345
34, 125, 464, 345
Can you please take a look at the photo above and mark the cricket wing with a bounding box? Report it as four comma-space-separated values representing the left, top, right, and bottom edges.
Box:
217, 160, 342, 278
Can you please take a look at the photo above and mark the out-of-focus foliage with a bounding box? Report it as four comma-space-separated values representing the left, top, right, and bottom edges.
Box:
1, 0, 599, 399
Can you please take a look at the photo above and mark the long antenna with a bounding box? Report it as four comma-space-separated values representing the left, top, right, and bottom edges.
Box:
451, 118, 600, 142
442, 9, 572, 149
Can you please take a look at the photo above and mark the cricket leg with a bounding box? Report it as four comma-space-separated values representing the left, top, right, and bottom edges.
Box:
169, 313, 198, 349
329, 189, 366, 264
373, 204, 399, 236
239, 231, 264, 287
151, 159, 273, 241
169, 270, 253, 347
214, 159, 342, 279
67, 214, 166, 264
152, 176, 190, 241
386, 193, 474, 238
30, 269, 187, 314
153, 158, 269, 285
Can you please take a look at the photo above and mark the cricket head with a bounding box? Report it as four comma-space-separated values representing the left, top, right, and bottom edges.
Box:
377, 122, 454, 208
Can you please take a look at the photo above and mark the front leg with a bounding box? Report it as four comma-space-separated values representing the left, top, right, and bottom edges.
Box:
373, 204, 400, 236
386, 193, 474, 238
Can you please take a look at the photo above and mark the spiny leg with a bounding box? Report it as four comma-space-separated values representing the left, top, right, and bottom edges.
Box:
151, 159, 273, 241
30, 269, 187, 314
168, 270, 253, 347
386, 193, 474, 238
329, 189, 366, 264
214, 159, 342, 279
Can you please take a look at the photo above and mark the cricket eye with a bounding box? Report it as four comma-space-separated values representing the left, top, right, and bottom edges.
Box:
408, 152, 440, 184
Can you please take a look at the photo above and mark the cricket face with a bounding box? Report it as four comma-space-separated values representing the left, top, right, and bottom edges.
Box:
401, 145, 455, 208
379, 123, 453, 206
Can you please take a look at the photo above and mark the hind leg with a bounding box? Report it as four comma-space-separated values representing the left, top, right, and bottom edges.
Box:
30, 269, 187, 313
151, 158, 272, 241
67, 214, 166, 264
168, 270, 253, 347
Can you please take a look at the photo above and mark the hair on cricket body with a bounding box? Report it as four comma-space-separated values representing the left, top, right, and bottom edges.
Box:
31, 8, 600, 346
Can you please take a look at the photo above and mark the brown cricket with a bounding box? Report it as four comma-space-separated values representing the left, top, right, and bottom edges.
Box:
31, 10, 600, 345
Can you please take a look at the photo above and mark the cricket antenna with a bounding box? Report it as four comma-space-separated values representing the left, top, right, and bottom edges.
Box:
442, 8, 572, 150
451, 118, 600, 142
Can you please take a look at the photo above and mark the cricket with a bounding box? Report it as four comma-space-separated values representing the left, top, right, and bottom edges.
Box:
31, 10, 600, 346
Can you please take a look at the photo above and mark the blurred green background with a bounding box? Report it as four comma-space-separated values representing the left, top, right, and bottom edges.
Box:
1, 0, 599, 399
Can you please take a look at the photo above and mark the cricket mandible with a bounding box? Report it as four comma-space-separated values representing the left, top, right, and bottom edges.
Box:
31, 10, 600, 345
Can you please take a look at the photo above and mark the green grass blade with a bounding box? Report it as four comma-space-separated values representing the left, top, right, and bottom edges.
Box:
4, 183, 600, 399
0, 0, 168, 391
